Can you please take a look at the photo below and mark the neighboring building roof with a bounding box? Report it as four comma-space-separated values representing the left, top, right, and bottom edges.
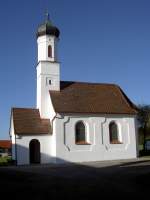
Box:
0, 140, 11, 149
50, 81, 137, 115
12, 108, 51, 135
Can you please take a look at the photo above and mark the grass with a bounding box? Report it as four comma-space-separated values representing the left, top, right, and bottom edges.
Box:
139, 144, 144, 150
0, 156, 12, 166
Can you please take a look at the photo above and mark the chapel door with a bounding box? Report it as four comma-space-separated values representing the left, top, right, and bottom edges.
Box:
29, 139, 40, 164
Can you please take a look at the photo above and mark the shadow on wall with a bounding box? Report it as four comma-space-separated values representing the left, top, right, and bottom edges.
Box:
12, 143, 72, 165
12, 142, 143, 166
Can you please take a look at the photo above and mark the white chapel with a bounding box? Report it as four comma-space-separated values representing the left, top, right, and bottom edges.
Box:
10, 15, 138, 165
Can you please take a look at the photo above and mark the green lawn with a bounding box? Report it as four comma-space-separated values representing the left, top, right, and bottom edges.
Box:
0, 156, 12, 166
139, 144, 144, 150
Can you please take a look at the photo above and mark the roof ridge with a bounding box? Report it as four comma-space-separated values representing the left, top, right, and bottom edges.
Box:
12, 107, 38, 110
60, 80, 118, 86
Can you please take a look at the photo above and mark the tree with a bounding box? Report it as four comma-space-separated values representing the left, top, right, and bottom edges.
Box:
137, 105, 150, 151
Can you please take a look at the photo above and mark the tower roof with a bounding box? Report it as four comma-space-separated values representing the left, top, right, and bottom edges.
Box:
37, 13, 60, 38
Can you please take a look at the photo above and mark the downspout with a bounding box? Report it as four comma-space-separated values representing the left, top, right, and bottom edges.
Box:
15, 134, 18, 166
51, 113, 70, 152
51, 113, 58, 134
9, 109, 18, 165
51, 113, 64, 134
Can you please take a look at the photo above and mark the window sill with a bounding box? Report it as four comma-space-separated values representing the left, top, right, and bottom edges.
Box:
110, 141, 123, 144
75, 141, 91, 145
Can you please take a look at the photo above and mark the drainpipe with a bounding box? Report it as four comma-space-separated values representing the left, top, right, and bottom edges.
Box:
51, 113, 64, 134
15, 134, 18, 166
51, 113, 70, 151
51, 113, 57, 134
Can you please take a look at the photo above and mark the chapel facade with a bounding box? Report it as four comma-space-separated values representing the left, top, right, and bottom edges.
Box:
10, 16, 138, 165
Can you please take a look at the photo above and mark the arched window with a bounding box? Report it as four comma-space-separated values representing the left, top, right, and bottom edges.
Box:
75, 121, 86, 144
48, 45, 52, 58
109, 122, 120, 144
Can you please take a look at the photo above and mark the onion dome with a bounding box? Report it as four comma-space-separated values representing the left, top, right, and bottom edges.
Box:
37, 13, 60, 38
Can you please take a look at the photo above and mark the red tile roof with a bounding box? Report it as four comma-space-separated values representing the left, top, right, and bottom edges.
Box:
0, 140, 11, 149
12, 108, 51, 135
50, 81, 137, 115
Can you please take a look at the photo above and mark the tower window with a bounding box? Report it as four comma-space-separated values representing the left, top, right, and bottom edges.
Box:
49, 80, 51, 85
46, 77, 53, 86
48, 45, 52, 58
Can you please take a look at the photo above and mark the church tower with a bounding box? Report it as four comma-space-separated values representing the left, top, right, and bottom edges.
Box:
36, 14, 60, 117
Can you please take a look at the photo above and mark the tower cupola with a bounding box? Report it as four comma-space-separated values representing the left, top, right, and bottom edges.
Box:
37, 13, 60, 63
37, 14, 60, 38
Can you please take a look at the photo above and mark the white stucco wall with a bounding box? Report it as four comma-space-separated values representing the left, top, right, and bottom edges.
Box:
15, 134, 55, 165
36, 34, 60, 118
36, 61, 60, 118
37, 35, 58, 62
54, 114, 138, 163
12, 113, 138, 165
9, 115, 16, 160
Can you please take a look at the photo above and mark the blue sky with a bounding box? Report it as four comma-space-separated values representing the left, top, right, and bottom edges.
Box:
0, 0, 150, 139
